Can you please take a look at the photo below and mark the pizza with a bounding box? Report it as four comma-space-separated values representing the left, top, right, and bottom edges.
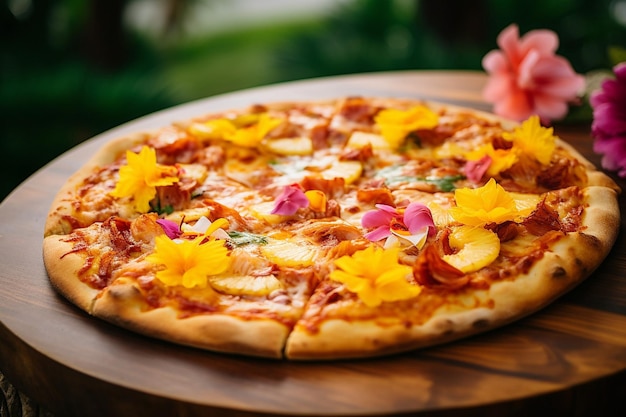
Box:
43, 96, 621, 360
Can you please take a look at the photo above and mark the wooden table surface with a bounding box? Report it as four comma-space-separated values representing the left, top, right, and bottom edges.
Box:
1, 71, 626, 417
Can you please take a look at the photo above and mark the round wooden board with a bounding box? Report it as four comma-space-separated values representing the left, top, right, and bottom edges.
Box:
1, 71, 626, 417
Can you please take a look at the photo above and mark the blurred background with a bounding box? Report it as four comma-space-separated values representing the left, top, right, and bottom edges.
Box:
2, 0, 625, 200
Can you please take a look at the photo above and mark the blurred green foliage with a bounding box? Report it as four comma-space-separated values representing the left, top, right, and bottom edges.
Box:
1, 0, 624, 200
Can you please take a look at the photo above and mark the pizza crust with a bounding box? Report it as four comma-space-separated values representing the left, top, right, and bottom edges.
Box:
92, 283, 289, 358
43, 235, 100, 312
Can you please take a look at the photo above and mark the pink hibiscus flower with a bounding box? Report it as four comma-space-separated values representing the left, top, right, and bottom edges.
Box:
482, 24, 585, 122
591, 62, 626, 177
361, 203, 436, 249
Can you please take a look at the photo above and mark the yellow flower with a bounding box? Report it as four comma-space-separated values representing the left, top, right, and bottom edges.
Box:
188, 114, 282, 148
110, 146, 179, 213
466, 143, 518, 177
502, 115, 556, 165
449, 178, 520, 226
146, 235, 230, 289
374, 106, 439, 148
329, 246, 420, 307
226, 114, 282, 147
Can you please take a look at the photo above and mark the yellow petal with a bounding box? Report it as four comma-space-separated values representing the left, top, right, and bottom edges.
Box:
305, 190, 327, 212
375, 106, 439, 148
502, 115, 556, 165
450, 179, 519, 226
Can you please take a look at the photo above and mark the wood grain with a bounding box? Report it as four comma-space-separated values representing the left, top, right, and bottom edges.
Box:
0, 71, 625, 417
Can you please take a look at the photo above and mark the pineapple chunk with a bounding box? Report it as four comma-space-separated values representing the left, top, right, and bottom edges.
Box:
509, 192, 541, 217
248, 201, 289, 225
346, 131, 390, 150
177, 163, 208, 183
321, 160, 363, 185
263, 137, 313, 156
442, 226, 500, 273
427, 201, 454, 227
165, 207, 211, 225
261, 239, 319, 267
209, 274, 282, 296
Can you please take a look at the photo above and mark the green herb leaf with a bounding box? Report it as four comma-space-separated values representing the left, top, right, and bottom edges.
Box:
378, 165, 464, 191
227, 231, 268, 246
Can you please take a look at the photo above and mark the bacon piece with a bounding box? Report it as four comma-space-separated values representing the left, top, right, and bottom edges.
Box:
310, 124, 330, 150
202, 199, 251, 231
130, 214, 164, 244
536, 157, 587, 190
150, 128, 202, 164
356, 187, 394, 206
522, 200, 562, 235
340, 142, 374, 163
337, 97, 380, 123
155, 180, 193, 212
298, 219, 361, 246
301, 176, 345, 198
106, 217, 141, 255
485, 221, 519, 242
194, 145, 225, 168
298, 199, 341, 220
413, 244, 468, 289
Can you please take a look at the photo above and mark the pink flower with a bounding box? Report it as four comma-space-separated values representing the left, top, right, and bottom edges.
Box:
361, 203, 435, 249
464, 156, 491, 183
156, 219, 182, 239
591, 62, 626, 177
482, 24, 585, 122
271, 184, 309, 215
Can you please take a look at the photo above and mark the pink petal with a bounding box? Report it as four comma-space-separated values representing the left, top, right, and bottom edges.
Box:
464, 155, 491, 183
496, 24, 522, 66
403, 202, 436, 236
592, 136, 626, 177
482, 73, 515, 102
519, 28, 559, 57
517, 50, 541, 89
532, 92, 569, 121
493, 87, 533, 121
538, 73, 585, 99
592, 102, 626, 137
364, 226, 392, 242
361, 205, 397, 229
156, 219, 182, 239
614, 62, 626, 80
271, 185, 309, 215
482, 50, 509, 74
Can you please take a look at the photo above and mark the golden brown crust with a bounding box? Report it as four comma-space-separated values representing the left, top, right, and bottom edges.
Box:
92, 283, 289, 358
43, 235, 100, 312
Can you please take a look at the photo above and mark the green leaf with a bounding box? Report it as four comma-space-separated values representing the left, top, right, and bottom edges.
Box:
377, 165, 464, 191
227, 231, 268, 247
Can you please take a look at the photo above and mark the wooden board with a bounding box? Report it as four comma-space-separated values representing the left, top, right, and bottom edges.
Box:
1, 71, 626, 417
